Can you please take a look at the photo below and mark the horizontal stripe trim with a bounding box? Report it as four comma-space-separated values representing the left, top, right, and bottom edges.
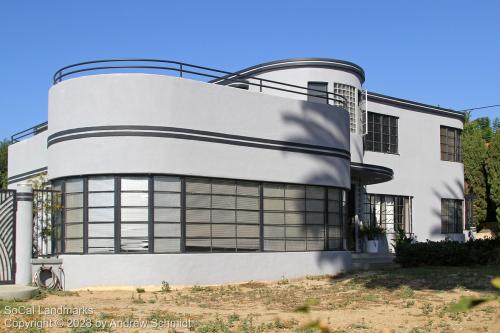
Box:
47, 126, 351, 160
17, 198, 33, 202
7, 167, 47, 184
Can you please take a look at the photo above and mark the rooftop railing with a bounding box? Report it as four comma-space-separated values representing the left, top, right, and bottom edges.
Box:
10, 121, 48, 143
53, 59, 347, 105
12, 59, 348, 144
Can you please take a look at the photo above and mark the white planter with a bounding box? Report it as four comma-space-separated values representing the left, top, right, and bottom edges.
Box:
366, 240, 379, 253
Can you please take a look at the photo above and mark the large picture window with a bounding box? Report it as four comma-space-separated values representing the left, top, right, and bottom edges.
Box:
54, 175, 346, 254
185, 178, 260, 252
441, 199, 463, 234
440, 126, 462, 162
363, 194, 412, 233
365, 112, 398, 154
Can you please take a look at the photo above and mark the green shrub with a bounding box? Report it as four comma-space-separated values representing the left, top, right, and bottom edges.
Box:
394, 238, 500, 267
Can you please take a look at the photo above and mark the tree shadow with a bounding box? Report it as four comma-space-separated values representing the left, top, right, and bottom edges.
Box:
330, 265, 500, 292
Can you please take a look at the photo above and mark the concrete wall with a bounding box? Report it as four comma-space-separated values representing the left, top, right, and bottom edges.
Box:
364, 101, 464, 241
59, 251, 351, 289
47, 74, 351, 188
7, 132, 48, 189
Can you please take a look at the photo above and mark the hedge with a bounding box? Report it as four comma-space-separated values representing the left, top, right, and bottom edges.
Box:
394, 238, 500, 267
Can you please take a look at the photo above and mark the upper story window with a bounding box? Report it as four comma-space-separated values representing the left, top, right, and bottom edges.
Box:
440, 126, 462, 162
333, 83, 357, 133
441, 199, 463, 234
365, 112, 398, 154
307, 82, 328, 104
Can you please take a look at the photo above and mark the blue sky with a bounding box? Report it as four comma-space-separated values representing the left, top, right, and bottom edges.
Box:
1, 0, 499, 139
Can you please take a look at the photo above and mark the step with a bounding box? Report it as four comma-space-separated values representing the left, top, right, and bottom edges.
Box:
352, 262, 401, 271
0, 285, 39, 300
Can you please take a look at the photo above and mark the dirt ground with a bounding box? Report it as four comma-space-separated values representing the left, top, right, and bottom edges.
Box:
0, 266, 499, 333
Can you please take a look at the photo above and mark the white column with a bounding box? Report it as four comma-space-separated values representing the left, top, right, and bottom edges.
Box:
15, 183, 33, 285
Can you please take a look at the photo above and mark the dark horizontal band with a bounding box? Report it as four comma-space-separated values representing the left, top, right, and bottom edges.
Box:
8, 167, 48, 184
47, 126, 351, 160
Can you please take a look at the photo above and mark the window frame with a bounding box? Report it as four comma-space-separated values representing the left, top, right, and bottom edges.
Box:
53, 175, 347, 254
441, 198, 463, 234
364, 111, 399, 154
440, 126, 462, 162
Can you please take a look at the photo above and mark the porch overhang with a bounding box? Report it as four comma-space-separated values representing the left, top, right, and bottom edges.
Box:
350, 162, 394, 185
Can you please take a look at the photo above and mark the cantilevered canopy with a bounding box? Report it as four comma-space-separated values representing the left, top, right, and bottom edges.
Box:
350, 162, 394, 185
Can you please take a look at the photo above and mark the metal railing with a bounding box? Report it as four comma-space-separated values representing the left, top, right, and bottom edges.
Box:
53, 59, 347, 105
12, 59, 348, 144
10, 121, 48, 144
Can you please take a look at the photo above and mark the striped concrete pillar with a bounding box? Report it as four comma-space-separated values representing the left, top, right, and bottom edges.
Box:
15, 183, 33, 285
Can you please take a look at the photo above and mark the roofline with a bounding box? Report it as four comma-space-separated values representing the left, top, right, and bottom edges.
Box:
367, 91, 465, 121
211, 58, 365, 84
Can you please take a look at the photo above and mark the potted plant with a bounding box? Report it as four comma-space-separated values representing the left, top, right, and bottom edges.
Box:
360, 224, 385, 253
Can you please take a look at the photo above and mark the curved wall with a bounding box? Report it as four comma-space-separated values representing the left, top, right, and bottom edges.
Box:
48, 74, 351, 188
228, 61, 365, 163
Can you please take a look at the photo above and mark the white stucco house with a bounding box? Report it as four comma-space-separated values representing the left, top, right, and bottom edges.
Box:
6, 58, 465, 288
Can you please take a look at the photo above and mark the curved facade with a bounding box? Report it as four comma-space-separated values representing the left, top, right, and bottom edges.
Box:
7, 57, 466, 288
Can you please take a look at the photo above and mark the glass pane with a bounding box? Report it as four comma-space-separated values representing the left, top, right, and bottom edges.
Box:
154, 208, 181, 222
263, 184, 284, 197
212, 180, 236, 194
121, 192, 148, 206
186, 178, 211, 193
65, 179, 83, 193
121, 223, 148, 238
65, 239, 83, 253
65, 223, 83, 238
154, 223, 181, 237
88, 223, 114, 238
237, 182, 259, 196
154, 176, 181, 192
88, 192, 114, 207
121, 177, 148, 191
66, 208, 83, 223
121, 208, 148, 222
121, 238, 148, 252
88, 239, 114, 253
88, 208, 114, 222
154, 238, 180, 253
65, 193, 83, 208
154, 193, 180, 207
88, 177, 114, 191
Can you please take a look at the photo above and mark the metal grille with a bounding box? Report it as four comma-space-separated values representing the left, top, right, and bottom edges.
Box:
0, 190, 16, 284
33, 189, 62, 257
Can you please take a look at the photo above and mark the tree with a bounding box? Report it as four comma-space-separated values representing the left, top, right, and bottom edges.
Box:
475, 117, 493, 142
0, 140, 8, 189
486, 130, 500, 223
462, 122, 488, 225
493, 117, 500, 134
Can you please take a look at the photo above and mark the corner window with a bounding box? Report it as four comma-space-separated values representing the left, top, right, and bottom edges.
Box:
333, 83, 357, 133
307, 82, 328, 104
365, 112, 398, 154
440, 126, 462, 162
441, 199, 463, 234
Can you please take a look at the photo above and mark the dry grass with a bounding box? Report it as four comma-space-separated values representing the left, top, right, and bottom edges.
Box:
0, 265, 499, 332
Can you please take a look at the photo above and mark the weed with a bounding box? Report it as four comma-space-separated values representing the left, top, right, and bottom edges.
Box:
397, 285, 415, 298
421, 303, 434, 315
136, 287, 145, 293
278, 275, 289, 285
161, 280, 172, 292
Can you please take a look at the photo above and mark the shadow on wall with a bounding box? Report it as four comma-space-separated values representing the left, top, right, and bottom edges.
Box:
280, 101, 349, 269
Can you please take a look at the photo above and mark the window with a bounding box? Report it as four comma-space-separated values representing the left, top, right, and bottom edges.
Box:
263, 184, 344, 251
364, 194, 412, 233
440, 126, 462, 162
333, 83, 357, 133
63, 179, 84, 253
120, 177, 149, 252
365, 112, 398, 154
441, 199, 463, 234
153, 176, 181, 253
53, 175, 347, 254
87, 177, 115, 253
185, 178, 260, 252
307, 82, 328, 104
